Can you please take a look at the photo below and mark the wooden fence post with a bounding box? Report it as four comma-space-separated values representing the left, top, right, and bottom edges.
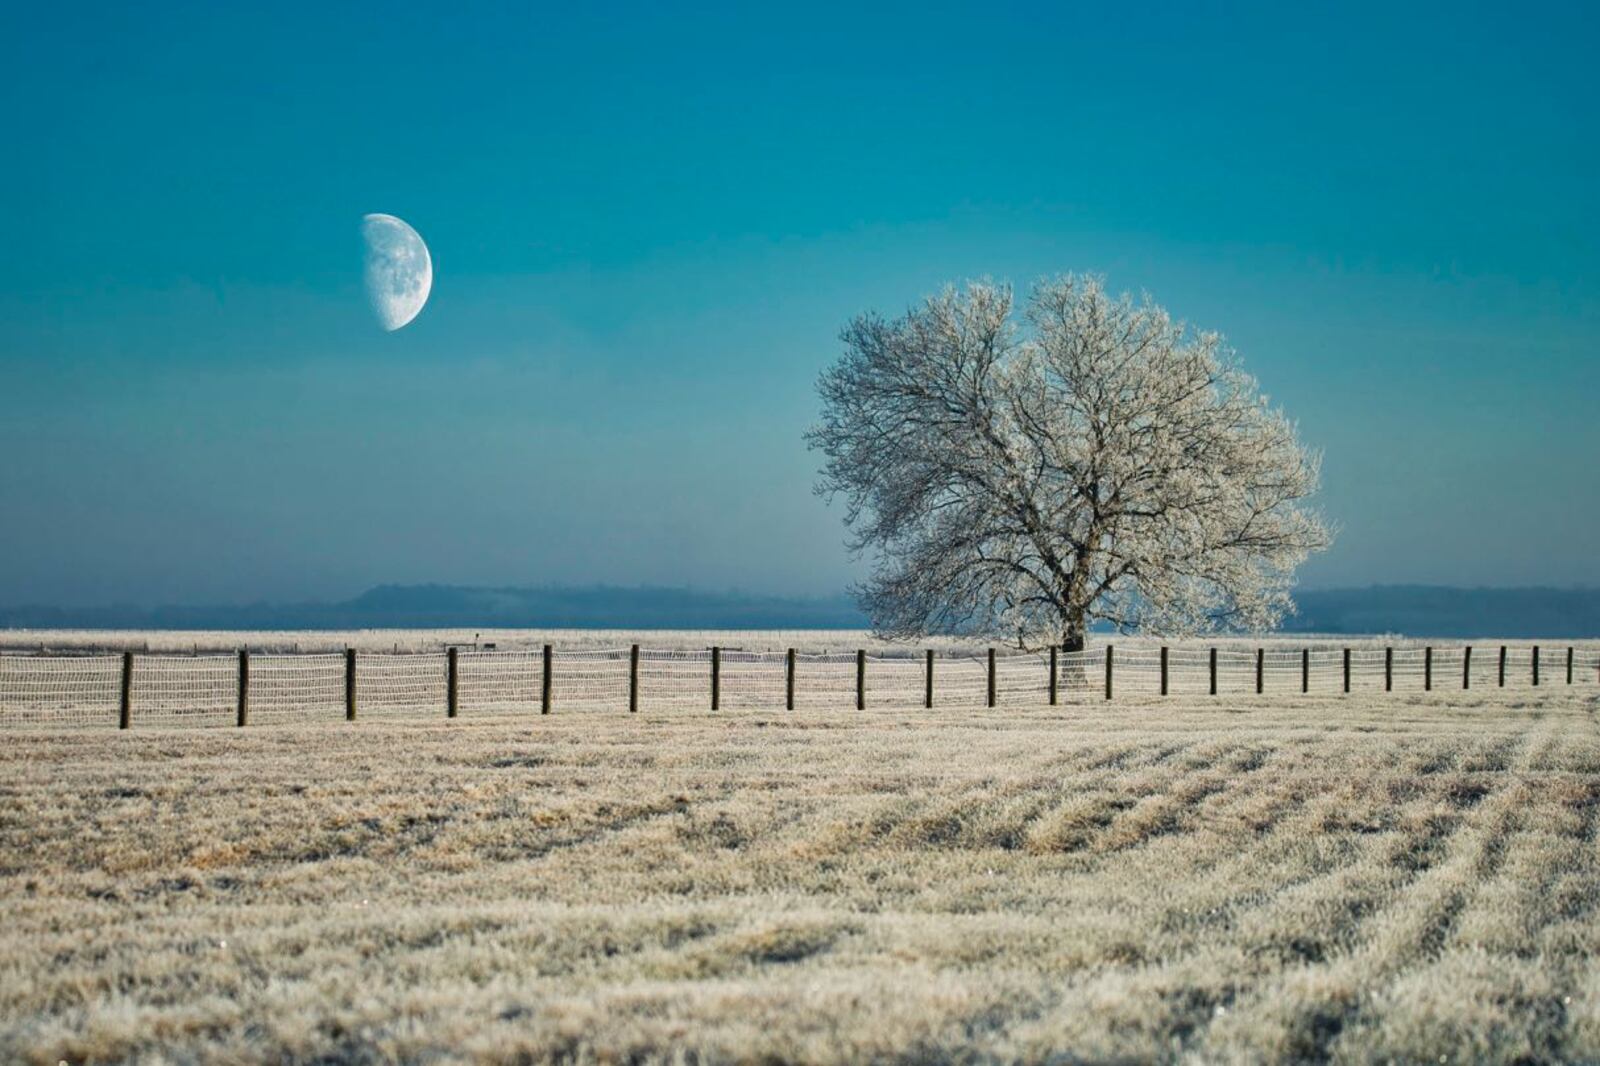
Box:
119, 651, 133, 730
925, 649, 934, 709
857, 649, 866, 711
1048, 646, 1058, 705
236, 648, 249, 727
541, 644, 552, 714
345, 648, 357, 721
711, 647, 721, 710
1424, 646, 1432, 692
1533, 645, 1540, 686
1567, 647, 1573, 685
1160, 646, 1169, 696
987, 648, 996, 708
1498, 645, 1506, 688
1385, 647, 1393, 692
1301, 648, 1309, 694
446, 647, 459, 718
629, 644, 639, 713
786, 648, 796, 711
1105, 645, 1114, 701
1209, 647, 1218, 696
1255, 648, 1264, 694
1462, 646, 1471, 691
1343, 648, 1351, 694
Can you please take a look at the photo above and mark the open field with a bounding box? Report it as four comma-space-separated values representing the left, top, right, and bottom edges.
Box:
4, 691, 1600, 1063
10, 627, 1595, 656
1, 628, 922, 656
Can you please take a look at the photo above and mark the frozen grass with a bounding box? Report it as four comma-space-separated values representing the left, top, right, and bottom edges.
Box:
9, 627, 1584, 656
3, 690, 1599, 1063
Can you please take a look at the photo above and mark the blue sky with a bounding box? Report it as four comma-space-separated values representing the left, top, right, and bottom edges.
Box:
2, 1, 1596, 607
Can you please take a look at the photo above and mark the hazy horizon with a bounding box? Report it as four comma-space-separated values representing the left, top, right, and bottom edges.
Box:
7, 582, 1600, 641
6, 578, 1600, 614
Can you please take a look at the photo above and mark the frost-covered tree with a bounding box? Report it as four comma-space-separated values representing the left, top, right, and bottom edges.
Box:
808, 275, 1331, 651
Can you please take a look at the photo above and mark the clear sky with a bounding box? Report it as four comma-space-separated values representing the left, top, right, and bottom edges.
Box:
2, 1, 1596, 607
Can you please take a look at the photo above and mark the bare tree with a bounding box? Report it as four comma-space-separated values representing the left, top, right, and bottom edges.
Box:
808, 275, 1331, 651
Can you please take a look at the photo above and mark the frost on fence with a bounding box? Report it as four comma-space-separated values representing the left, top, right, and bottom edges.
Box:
359, 654, 445, 718
1, 641, 1597, 727
551, 649, 629, 711
637, 649, 709, 712
1502, 647, 1538, 686
994, 653, 1049, 704
1347, 649, 1388, 693
789, 652, 853, 711
1306, 648, 1348, 694
0, 654, 121, 728
862, 653, 923, 708
931, 654, 986, 706
458, 650, 544, 715
1466, 648, 1501, 689
132, 655, 235, 727
1057, 650, 1105, 698
251, 654, 344, 723
718, 650, 786, 710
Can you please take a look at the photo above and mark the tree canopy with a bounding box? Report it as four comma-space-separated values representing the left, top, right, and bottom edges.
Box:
808, 275, 1331, 649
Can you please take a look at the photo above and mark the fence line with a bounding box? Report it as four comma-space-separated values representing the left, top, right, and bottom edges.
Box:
0, 642, 1596, 729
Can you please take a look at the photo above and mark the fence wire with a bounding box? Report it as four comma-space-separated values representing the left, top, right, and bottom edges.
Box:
0, 654, 122, 728
358, 653, 446, 719
2, 642, 1597, 729
458, 650, 543, 715
251, 654, 345, 724
132, 654, 235, 728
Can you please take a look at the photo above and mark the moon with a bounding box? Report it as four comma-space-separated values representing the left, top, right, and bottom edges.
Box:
361, 213, 432, 331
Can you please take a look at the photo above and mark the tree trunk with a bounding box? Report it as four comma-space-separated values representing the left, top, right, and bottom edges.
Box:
1059, 613, 1089, 692
1061, 602, 1088, 653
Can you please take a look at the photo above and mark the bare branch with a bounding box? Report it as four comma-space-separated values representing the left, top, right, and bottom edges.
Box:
807, 275, 1332, 650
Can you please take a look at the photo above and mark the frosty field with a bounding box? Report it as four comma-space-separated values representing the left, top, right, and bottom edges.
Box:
3, 627, 1567, 656
4, 688, 1599, 1064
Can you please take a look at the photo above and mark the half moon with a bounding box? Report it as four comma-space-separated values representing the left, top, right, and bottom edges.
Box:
362, 213, 432, 331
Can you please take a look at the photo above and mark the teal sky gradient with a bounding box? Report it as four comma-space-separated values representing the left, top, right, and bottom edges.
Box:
2, 2, 1597, 606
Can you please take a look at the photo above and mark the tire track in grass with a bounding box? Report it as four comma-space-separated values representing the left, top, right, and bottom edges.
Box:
1434, 710, 1600, 1052
1535, 773, 1600, 937
1001, 742, 1431, 1055
1002, 746, 1399, 1051
885, 739, 1201, 856
1194, 719, 1549, 1063
1019, 741, 1245, 856
1169, 772, 1448, 975
1080, 741, 1188, 773
1448, 769, 1599, 956
1036, 738, 1469, 976
1281, 729, 1535, 954
1324, 720, 1574, 1062
1132, 769, 1395, 956
1087, 745, 1263, 856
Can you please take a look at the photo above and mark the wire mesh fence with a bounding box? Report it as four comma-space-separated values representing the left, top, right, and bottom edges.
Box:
457, 649, 544, 716
787, 651, 855, 712
1, 640, 1596, 729
249, 653, 347, 725
358, 653, 447, 719
131, 654, 236, 728
0, 653, 123, 728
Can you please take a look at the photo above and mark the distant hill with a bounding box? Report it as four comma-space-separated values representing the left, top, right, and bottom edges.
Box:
0, 583, 1596, 637
1281, 585, 1600, 639
0, 584, 870, 631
